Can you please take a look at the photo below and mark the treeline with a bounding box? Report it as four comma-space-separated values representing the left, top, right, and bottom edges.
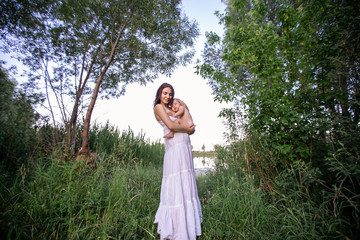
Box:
198, 0, 359, 238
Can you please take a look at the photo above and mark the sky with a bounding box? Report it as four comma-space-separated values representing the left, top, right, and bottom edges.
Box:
2, 0, 229, 151
92, 0, 229, 151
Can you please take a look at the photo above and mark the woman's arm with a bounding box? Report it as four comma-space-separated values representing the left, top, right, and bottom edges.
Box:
154, 104, 195, 134
176, 99, 190, 111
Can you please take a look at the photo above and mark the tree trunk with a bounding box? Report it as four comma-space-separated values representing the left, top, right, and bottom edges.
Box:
65, 45, 102, 156
77, 11, 133, 157
78, 73, 104, 157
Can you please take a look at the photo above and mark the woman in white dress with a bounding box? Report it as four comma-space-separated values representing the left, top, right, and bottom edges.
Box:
153, 83, 202, 240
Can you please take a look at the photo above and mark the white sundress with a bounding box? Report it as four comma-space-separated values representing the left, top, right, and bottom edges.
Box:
154, 116, 202, 240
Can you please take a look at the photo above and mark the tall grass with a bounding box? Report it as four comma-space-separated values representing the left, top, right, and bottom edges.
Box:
0, 123, 348, 239
213, 138, 355, 239
1, 123, 165, 239
88, 122, 164, 166
2, 158, 162, 239
198, 167, 340, 239
2, 160, 341, 239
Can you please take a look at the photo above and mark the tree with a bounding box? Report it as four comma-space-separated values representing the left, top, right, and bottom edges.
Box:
199, 0, 359, 166
1, 0, 199, 157
198, 0, 360, 235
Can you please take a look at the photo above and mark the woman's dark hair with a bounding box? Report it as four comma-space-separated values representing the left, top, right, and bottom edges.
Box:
153, 82, 174, 108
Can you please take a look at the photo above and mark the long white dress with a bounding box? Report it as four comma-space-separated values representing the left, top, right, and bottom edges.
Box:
154, 117, 202, 240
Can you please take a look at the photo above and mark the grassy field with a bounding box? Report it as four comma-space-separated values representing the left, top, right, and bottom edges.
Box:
0, 126, 344, 239
1, 156, 340, 239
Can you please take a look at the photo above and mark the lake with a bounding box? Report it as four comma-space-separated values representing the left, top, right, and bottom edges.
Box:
193, 156, 216, 176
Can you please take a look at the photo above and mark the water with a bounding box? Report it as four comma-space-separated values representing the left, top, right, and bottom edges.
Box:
193, 156, 216, 177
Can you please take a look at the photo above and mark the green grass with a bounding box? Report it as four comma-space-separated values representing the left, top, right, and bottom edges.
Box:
1, 158, 341, 239
1, 159, 162, 239
197, 168, 340, 239
0, 123, 344, 239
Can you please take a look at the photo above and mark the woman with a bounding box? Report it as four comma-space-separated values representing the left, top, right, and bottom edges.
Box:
153, 83, 202, 240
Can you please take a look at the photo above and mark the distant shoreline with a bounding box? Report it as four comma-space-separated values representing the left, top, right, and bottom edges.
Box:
192, 151, 217, 158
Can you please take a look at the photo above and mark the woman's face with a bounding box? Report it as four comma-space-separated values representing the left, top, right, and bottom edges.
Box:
161, 87, 173, 105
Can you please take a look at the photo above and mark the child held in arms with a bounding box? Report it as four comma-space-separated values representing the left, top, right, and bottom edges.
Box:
164, 98, 195, 138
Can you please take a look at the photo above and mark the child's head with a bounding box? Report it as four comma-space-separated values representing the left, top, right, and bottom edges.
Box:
171, 99, 180, 112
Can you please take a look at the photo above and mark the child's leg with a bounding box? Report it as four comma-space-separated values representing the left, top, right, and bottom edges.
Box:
163, 119, 182, 138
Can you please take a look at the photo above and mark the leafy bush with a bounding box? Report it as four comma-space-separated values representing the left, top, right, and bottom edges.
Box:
0, 67, 40, 171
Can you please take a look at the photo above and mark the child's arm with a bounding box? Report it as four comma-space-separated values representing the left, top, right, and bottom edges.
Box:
166, 110, 174, 116
172, 105, 185, 118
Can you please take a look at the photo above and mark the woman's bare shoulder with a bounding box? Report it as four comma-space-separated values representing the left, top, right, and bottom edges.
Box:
154, 104, 164, 113
154, 104, 166, 121
155, 104, 173, 113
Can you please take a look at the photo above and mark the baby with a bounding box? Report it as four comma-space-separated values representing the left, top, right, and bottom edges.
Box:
164, 98, 194, 138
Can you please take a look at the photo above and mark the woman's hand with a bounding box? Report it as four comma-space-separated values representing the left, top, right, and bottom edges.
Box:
188, 125, 196, 135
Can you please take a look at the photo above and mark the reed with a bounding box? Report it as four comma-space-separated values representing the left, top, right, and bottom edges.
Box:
88, 122, 164, 166
0, 123, 346, 239
2, 158, 162, 239
197, 167, 340, 239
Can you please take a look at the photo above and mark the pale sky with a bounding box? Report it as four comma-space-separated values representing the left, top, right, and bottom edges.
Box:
2, 0, 229, 151
92, 0, 228, 151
